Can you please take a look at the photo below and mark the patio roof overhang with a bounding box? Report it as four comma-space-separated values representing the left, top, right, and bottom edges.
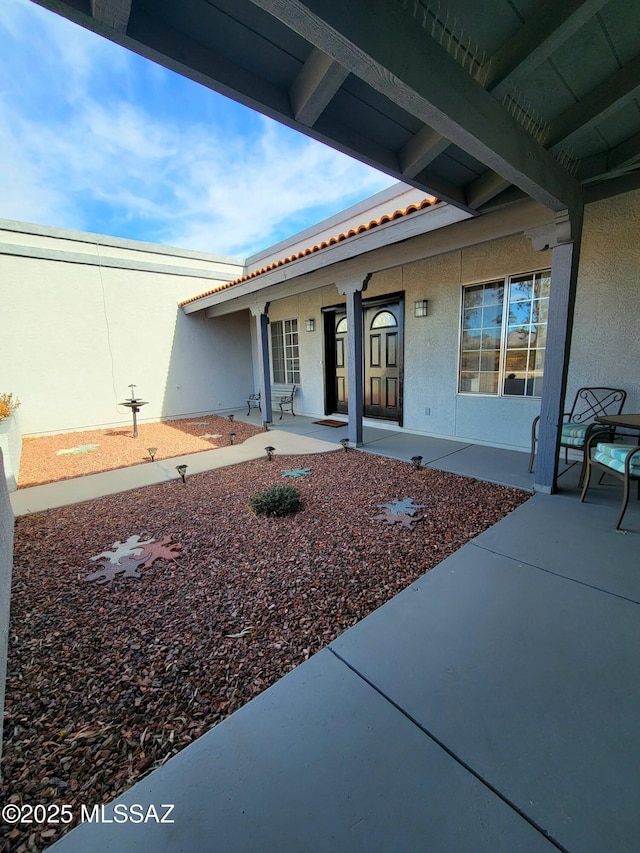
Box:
28, 0, 640, 216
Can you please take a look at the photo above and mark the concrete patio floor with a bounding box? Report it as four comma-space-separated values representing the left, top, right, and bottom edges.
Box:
34, 413, 639, 853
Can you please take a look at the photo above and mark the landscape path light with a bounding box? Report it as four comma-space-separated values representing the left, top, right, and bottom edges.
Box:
148, 447, 157, 462
176, 464, 188, 483
265, 446, 275, 461
411, 455, 423, 471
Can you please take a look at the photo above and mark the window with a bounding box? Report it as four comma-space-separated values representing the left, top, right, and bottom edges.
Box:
459, 270, 550, 397
370, 310, 397, 329
271, 318, 300, 384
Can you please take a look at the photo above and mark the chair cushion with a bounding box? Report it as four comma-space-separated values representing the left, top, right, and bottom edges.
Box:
594, 443, 640, 475
560, 423, 606, 447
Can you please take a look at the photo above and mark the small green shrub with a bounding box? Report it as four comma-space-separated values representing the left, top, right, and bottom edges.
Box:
249, 484, 302, 517
0, 393, 20, 422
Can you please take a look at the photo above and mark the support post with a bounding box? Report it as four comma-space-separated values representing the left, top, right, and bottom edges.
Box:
526, 210, 583, 493
336, 275, 370, 447
250, 304, 273, 424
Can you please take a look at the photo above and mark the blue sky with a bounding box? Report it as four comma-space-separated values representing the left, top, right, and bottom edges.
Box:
0, 0, 396, 257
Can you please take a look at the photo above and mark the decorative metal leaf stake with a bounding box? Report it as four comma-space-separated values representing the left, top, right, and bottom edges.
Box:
265, 445, 275, 461
411, 455, 423, 470
148, 447, 157, 462
176, 464, 188, 483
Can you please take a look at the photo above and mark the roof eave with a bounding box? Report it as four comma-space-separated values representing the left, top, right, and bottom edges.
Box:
181, 201, 469, 314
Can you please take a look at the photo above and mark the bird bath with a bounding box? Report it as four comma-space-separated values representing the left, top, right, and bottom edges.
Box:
119, 385, 148, 438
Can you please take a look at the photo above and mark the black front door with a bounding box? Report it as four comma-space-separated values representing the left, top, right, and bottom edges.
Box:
324, 299, 403, 423
363, 301, 403, 422
334, 313, 348, 415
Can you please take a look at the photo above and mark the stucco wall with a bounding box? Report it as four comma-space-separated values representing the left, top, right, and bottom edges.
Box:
370, 232, 551, 448
264, 190, 639, 451
267, 292, 326, 416
0, 227, 251, 436
0, 412, 21, 492
267, 232, 552, 448
0, 449, 13, 766
2, 191, 637, 450
566, 191, 640, 414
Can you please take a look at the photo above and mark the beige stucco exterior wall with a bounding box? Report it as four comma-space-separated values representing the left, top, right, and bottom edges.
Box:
267, 233, 551, 449
0, 225, 251, 436
2, 189, 637, 450
566, 190, 640, 414
264, 190, 638, 451
370, 233, 551, 447
0, 449, 13, 766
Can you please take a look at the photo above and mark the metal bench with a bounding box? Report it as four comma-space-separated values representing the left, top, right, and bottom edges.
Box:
246, 392, 261, 415
277, 385, 296, 419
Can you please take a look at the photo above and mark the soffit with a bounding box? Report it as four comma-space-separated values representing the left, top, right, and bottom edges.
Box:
30, 0, 640, 211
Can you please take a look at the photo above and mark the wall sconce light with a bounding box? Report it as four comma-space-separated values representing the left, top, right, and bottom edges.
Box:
305, 319, 315, 332
265, 445, 275, 461
176, 464, 188, 483
148, 447, 157, 462
414, 300, 429, 317
340, 438, 349, 452
411, 455, 423, 471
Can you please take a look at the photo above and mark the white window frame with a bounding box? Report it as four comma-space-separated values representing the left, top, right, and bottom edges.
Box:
270, 318, 300, 385
458, 269, 551, 398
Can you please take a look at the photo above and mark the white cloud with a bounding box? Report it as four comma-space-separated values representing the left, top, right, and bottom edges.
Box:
0, 0, 396, 256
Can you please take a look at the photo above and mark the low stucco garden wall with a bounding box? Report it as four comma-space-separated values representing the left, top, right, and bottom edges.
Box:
0, 449, 14, 766
0, 413, 21, 492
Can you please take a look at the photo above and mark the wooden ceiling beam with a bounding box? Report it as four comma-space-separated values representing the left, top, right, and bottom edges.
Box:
464, 0, 610, 207
548, 52, 640, 147
465, 170, 511, 210
249, 0, 582, 212
608, 130, 640, 171
399, 125, 450, 180
482, 0, 611, 97
289, 47, 349, 126
90, 0, 131, 33
578, 131, 640, 181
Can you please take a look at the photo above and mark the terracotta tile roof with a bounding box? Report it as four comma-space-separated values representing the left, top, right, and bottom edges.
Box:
179, 196, 438, 307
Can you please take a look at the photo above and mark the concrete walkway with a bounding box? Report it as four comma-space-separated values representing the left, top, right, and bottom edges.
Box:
32, 415, 640, 853
10, 428, 339, 516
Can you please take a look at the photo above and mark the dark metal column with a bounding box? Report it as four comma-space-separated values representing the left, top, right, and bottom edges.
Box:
528, 210, 583, 493
337, 275, 370, 447
250, 304, 273, 424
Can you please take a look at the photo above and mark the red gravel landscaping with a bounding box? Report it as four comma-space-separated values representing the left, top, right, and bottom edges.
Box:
18, 415, 262, 488
2, 450, 530, 852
